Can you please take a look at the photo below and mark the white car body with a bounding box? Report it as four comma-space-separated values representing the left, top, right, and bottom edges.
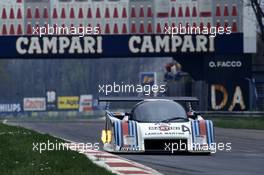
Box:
100, 98, 215, 154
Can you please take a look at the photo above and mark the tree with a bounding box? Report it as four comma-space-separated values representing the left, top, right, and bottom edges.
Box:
0, 60, 12, 102
0, 60, 8, 81
249, 0, 264, 41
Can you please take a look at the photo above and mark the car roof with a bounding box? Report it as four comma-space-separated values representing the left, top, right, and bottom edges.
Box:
132, 99, 180, 112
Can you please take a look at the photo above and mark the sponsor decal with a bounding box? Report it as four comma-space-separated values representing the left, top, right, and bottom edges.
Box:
149, 123, 180, 131
145, 132, 184, 136
23, 98, 46, 111
123, 135, 135, 146
120, 146, 140, 151
58, 96, 79, 110
0, 104, 21, 112
182, 125, 191, 133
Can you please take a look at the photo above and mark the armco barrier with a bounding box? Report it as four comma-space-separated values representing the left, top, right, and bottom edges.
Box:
0, 110, 104, 120
201, 111, 264, 118
1, 110, 263, 120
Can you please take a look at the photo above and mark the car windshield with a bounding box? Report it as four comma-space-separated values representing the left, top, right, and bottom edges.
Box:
132, 100, 187, 122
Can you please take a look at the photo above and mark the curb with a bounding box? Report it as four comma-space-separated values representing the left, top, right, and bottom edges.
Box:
66, 142, 163, 175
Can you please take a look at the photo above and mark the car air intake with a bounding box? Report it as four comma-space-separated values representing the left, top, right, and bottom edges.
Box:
144, 139, 188, 152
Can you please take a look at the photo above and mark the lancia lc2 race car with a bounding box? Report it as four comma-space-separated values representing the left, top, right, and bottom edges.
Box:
100, 97, 215, 154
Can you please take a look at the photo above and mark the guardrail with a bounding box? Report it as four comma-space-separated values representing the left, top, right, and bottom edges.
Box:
201, 111, 264, 118
0, 110, 105, 121
1, 110, 264, 120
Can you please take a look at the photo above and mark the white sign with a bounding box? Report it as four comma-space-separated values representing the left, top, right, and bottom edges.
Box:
23, 98, 46, 111
47, 91, 56, 103
79, 95, 93, 112
0, 104, 21, 112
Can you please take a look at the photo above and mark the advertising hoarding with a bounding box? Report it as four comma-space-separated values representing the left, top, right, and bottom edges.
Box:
209, 80, 249, 111
0, 34, 246, 59
205, 55, 252, 111
79, 95, 93, 112
23, 98, 46, 111
140, 72, 157, 86
0, 104, 21, 112
46, 90, 56, 110
57, 96, 79, 110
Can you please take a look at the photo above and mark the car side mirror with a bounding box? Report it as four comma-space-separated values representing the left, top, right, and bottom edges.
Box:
123, 112, 132, 121
194, 112, 201, 116
187, 111, 198, 119
125, 112, 131, 117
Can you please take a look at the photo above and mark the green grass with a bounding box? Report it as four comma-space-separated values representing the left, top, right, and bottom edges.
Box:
209, 117, 264, 130
0, 123, 114, 175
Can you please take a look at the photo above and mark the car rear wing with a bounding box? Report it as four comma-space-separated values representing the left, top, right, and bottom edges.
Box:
98, 96, 199, 111
98, 97, 199, 103
98, 96, 199, 103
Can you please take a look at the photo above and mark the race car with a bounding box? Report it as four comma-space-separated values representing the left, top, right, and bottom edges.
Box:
99, 97, 215, 154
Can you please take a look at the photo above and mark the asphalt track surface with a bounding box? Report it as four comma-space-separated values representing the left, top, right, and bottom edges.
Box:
9, 120, 264, 175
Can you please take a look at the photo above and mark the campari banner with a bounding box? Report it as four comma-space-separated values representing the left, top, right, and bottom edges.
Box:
0, 34, 245, 59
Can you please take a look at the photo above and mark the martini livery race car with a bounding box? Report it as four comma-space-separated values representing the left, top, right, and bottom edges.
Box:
100, 97, 215, 154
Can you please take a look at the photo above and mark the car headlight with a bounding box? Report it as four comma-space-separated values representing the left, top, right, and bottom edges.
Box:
101, 130, 112, 144
195, 135, 207, 144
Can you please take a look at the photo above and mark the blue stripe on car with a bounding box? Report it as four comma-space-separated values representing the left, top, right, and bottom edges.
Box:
134, 121, 138, 147
206, 120, 211, 145
210, 120, 214, 143
191, 121, 195, 143
114, 121, 119, 146
128, 121, 132, 148
131, 121, 135, 148
118, 121, 122, 146
195, 120, 199, 136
